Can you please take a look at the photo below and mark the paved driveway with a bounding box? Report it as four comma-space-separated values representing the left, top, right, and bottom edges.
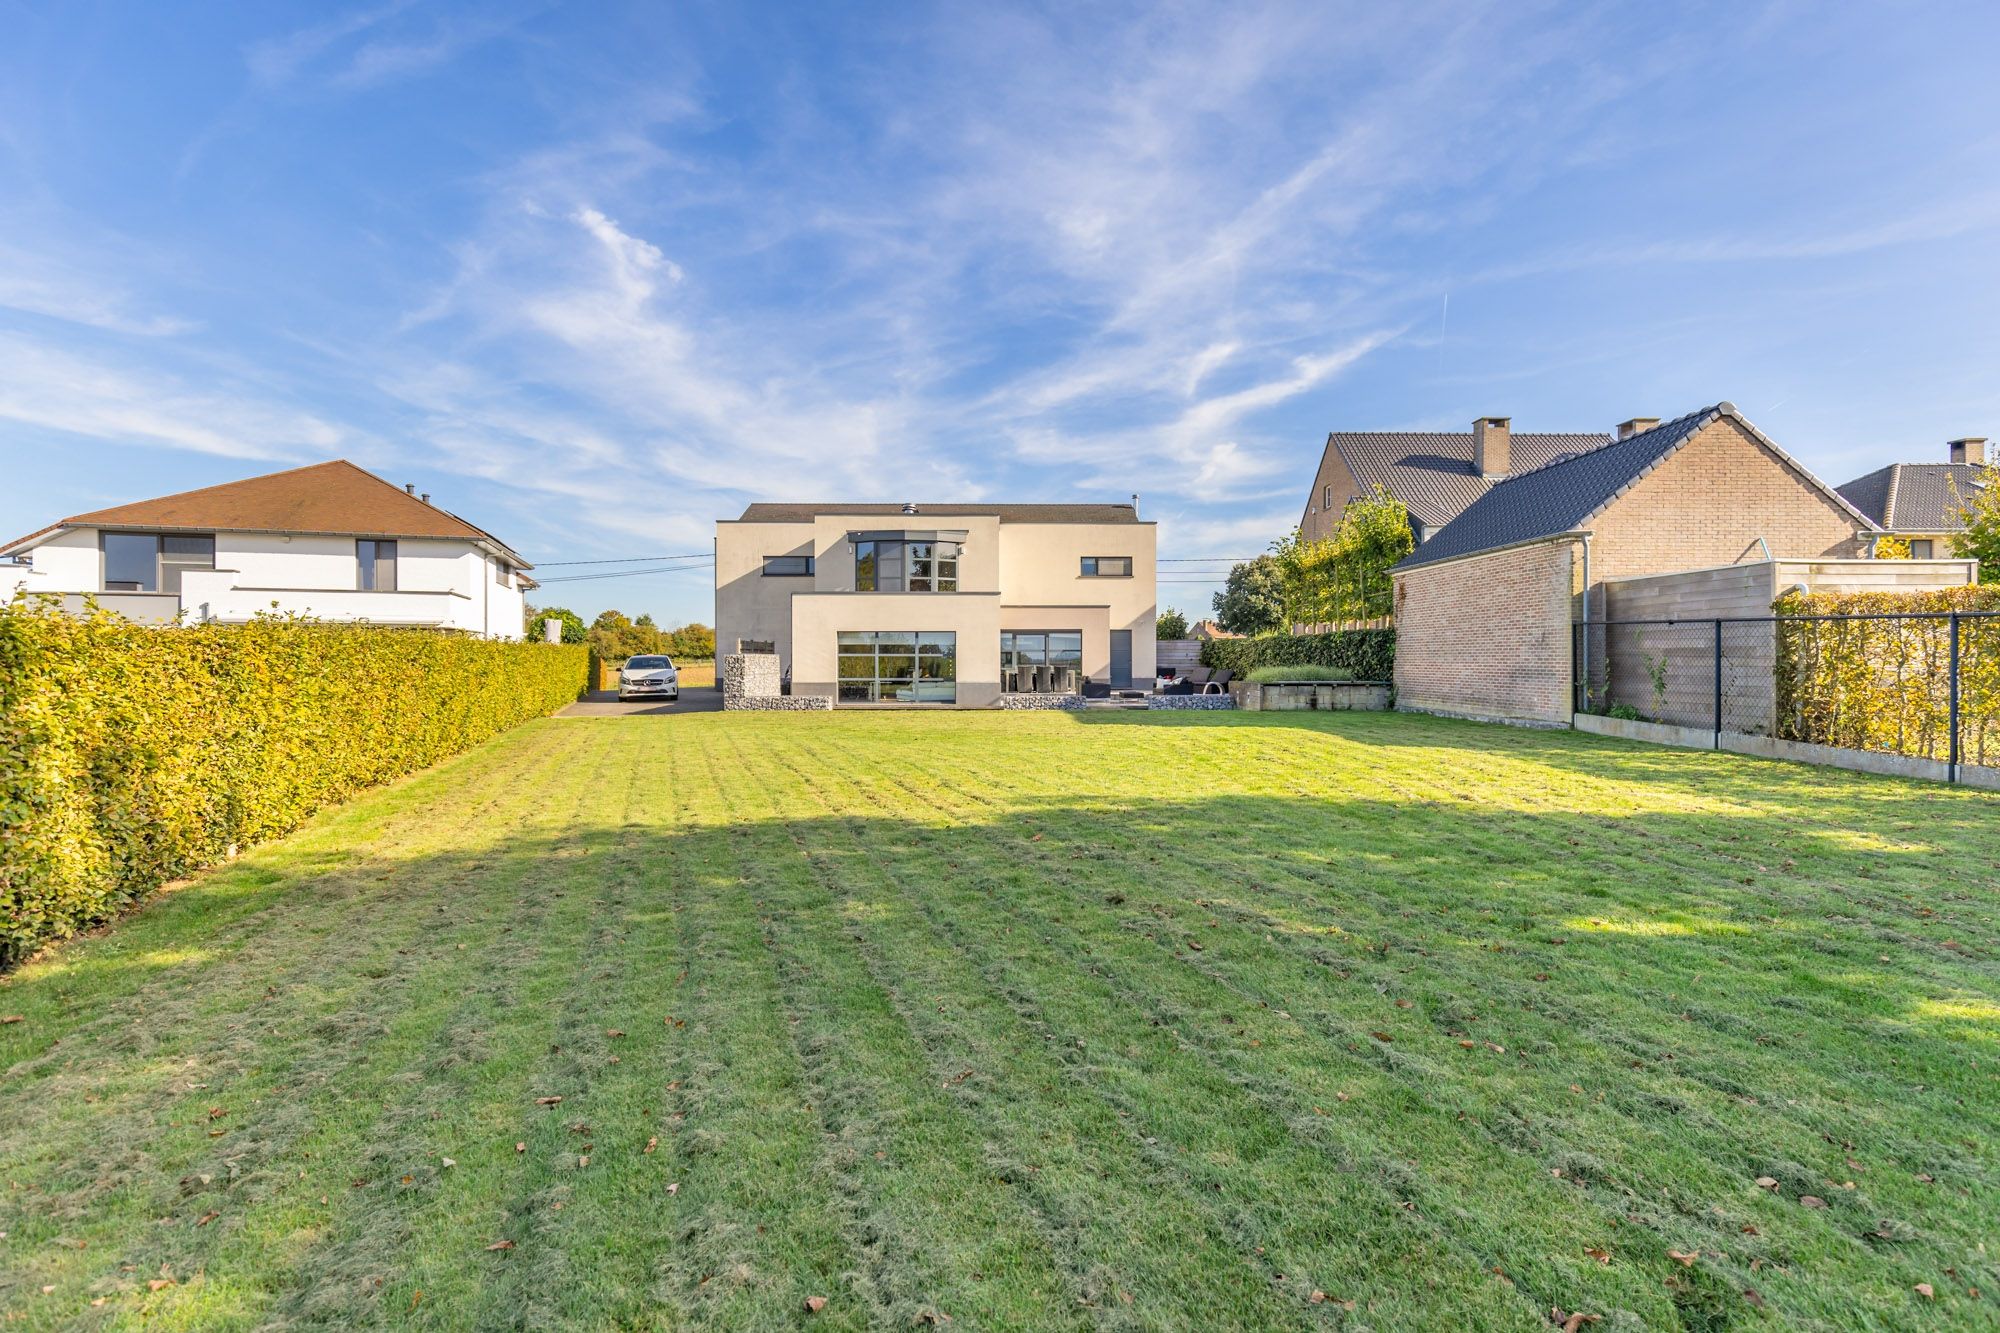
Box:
556, 688, 725, 718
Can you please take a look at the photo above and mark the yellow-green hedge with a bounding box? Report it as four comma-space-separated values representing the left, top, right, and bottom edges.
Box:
0, 604, 588, 963
1774, 586, 2000, 764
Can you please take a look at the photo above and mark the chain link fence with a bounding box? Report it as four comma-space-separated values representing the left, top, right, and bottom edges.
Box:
1575, 612, 2000, 783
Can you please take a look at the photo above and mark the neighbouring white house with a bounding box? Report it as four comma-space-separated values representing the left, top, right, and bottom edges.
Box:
0, 460, 535, 638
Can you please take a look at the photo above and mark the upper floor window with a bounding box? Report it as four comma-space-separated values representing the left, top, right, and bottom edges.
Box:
1910, 539, 1934, 558
102, 531, 214, 593
357, 539, 398, 592
1080, 556, 1132, 578
855, 539, 958, 592
1324, 484, 1334, 509
494, 560, 511, 588
763, 555, 815, 576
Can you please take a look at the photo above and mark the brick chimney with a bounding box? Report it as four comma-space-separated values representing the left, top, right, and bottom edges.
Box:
1472, 417, 1511, 478
1949, 437, 1989, 465
1617, 417, 1660, 440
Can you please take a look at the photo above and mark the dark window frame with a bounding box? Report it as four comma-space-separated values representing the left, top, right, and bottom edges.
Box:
762, 555, 816, 576
855, 539, 959, 593
101, 530, 215, 593
1079, 555, 1133, 578
357, 538, 399, 592
836, 630, 957, 704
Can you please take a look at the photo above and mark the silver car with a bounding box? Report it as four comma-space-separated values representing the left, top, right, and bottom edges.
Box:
618, 654, 680, 701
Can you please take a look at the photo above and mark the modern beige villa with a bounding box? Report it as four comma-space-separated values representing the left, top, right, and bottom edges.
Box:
714, 502, 1157, 707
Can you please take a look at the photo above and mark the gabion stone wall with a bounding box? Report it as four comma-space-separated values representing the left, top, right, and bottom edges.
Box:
1147, 694, 1235, 710
727, 694, 832, 711
995, 692, 1088, 710
723, 652, 831, 710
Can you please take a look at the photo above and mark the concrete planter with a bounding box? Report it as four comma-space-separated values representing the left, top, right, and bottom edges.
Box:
1230, 680, 1391, 712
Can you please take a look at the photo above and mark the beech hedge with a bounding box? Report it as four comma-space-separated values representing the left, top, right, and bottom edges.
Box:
1775, 586, 2000, 765
0, 603, 588, 964
1199, 629, 1395, 683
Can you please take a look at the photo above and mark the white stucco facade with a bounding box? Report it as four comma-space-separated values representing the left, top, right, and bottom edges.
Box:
2, 528, 530, 638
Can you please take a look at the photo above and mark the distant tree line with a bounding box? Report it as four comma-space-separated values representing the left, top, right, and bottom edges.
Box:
525, 605, 715, 661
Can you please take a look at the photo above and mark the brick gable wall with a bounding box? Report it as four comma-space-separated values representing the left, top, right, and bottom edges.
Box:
1586, 417, 1869, 587
1392, 539, 1577, 726
1300, 442, 1362, 544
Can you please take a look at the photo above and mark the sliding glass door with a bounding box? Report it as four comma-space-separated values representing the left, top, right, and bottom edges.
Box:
837, 631, 957, 703
1001, 630, 1082, 693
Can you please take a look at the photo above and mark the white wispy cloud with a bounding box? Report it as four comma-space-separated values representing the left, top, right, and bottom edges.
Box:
0, 335, 345, 460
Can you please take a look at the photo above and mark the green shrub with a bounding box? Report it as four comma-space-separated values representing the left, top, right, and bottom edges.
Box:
1606, 702, 1644, 722
1200, 628, 1393, 682
0, 603, 588, 964
1774, 585, 2000, 763
1245, 663, 1354, 683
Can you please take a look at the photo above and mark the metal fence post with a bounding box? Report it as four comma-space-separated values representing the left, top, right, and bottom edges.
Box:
1713, 618, 1723, 750
1948, 612, 1961, 784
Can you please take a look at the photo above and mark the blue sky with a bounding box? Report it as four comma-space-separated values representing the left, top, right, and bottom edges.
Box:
3, 1, 1998, 624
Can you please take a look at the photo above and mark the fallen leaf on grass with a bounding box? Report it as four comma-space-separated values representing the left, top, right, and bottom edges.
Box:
1669, 1250, 1699, 1267
515, 1142, 526, 1154
195, 1211, 219, 1227
666, 1182, 680, 1196
1800, 1196, 1827, 1209
440, 1158, 455, 1169
1583, 1248, 1611, 1265
1916, 1284, 1935, 1299
485, 1240, 515, 1251
1743, 1288, 1765, 1307
805, 1296, 828, 1312
578, 1155, 589, 1168
606, 1029, 625, 1038
644, 1137, 658, 1154
1754, 1176, 1778, 1190
1309, 1290, 1326, 1304
1393, 999, 1412, 1009
1, 1015, 23, 1024
1371, 1032, 1393, 1043
1562, 1315, 1601, 1332
148, 1279, 175, 1291
535, 1096, 563, 1106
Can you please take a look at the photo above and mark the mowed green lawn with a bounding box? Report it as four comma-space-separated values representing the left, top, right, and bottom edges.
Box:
1, 712, 1995, 1331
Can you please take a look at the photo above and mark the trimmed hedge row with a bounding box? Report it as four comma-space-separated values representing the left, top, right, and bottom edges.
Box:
0, 604, 588, 964
1198, 629, 1395, 682
1775, 586, 2000, 764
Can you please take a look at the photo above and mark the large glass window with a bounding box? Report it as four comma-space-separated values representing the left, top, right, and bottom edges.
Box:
102, 532, 160, 590
854, 539, 958, 592
1080, 556, 1132, 577
763, 555, 815, 576
837, 630, 956, 703
1001, 630, 1082, 692
357, 539, 398, 591
103, 532, 214, 593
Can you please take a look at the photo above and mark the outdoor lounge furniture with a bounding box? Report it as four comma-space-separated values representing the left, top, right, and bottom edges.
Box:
1204, 669, 1234, 695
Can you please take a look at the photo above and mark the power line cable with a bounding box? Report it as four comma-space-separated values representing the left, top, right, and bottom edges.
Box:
535, 563, 716, 585
532, 552, 712, 567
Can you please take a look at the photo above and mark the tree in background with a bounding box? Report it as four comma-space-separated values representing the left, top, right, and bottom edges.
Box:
1211, 554, 1286, 636
1953, 463, 2000, 582
1872, 535, 1913, 560
588, 610, 661, 661
1155, 607, 1189, 639
1272, 487, 1415, 627
527, 606, 588, 644
666, 622, 716, 660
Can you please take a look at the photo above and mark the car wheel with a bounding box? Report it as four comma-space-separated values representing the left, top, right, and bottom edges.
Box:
669, 691, 679, 700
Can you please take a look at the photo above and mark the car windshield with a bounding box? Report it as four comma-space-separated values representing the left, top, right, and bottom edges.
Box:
625, 656, 673, 669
